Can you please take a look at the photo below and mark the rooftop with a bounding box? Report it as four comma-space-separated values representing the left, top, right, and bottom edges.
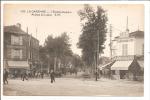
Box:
4, 24, 39, 42
114, 30, 144, 39
4, 25, 26, 35
129, 30, 144, 37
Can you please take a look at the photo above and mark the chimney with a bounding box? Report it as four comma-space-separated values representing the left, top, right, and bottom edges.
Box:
16, 23, 21, 29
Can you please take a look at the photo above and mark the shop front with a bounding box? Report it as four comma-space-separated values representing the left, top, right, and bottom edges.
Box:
7, 60, 29, 78
111, 59, 143, 81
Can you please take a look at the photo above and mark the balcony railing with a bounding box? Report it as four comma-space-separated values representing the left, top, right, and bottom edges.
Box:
112, 55, 144, 61
112, 55, 135, 61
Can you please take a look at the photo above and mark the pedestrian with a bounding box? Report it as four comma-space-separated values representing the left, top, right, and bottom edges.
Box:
38, 72, 41, 78
20, 71, 23, 80
14, 70, 17, 79
41, 71, 44, 79
50, 70, 55, 83
22, 71, 28, 81
35, 72, 38, 78
3, 69, 9, 84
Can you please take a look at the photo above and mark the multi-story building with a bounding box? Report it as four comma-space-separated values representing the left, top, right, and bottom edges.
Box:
4, 23, 39, 76
112, 30, 144, 57
110, 29, 144, 80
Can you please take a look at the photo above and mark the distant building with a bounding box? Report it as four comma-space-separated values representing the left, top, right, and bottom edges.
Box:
110, 30, 144, 80
4, 23, 39, 77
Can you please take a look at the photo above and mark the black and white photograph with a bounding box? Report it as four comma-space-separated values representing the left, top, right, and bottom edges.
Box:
1, 1, 149, 99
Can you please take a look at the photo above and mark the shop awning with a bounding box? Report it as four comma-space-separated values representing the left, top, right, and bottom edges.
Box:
137, 61, 144, 71
3, 60, 8, 68
99, 61, 115, 70
137, 61, 144, 68
111, 60, 133, 70
8, 61, 29, 69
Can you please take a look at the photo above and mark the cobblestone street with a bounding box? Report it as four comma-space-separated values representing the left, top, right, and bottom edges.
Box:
3, 78, 143, 96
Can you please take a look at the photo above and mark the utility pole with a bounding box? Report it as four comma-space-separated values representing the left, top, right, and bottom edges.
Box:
126, 16, 129, 33
53, 51, 57, 72
28, 28, 33, 72
47, 54, 50, 73
36, 27, 38, 39
138, 25, 139, 31
40, 62, 42, 72
96, 29, 99, 81
110, 24, 112, 59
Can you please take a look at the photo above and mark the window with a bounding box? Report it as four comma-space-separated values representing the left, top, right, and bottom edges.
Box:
11, 49, 22, 59
122, 44, 128, 56
11, 35, 23, 45
120, 32, 126, 37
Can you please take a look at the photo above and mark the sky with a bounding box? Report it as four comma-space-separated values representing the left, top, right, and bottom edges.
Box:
3, 4, 144, 57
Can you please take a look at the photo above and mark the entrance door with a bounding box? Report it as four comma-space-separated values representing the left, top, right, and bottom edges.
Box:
120, 70, 127, 79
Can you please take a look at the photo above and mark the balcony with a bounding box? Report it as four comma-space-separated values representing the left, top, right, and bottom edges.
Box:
112, 55, 144, 61
112, 55, 135, 61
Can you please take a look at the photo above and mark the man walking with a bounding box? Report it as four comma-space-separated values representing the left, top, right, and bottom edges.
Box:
3, 69, 9, 84
50, 70, 55, 83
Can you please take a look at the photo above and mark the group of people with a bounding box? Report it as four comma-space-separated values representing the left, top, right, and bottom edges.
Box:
34, 71, 44, 79
21, 71, 29, 81
3, 69, 56, 84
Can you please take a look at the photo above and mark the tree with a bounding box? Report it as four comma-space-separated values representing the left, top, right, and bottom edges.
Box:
72, 54, 83, 69
77, 5, 108, 67
39, 45, 47, 64
38, 45, 48, 72
44, 32, 72, 57
43, 32, 73, 70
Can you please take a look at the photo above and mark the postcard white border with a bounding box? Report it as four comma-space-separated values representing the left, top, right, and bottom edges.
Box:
1, 1, 150, 100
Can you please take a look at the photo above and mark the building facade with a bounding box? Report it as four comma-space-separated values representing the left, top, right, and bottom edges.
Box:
112, 30, 144, 57
110, 30, 144, 80
4, 23, 39, 77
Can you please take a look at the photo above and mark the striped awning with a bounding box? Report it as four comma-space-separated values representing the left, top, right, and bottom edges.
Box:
111, 60, 133, 70
8, 61, 29, 69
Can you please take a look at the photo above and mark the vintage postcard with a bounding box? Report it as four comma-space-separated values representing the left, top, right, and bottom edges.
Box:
1, 1, 150, 100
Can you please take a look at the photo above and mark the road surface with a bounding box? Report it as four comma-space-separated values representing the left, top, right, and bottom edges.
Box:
3, 78, 143, 96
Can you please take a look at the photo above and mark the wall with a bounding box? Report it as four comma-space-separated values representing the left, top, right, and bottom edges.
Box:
134, 37, 144, 55
4, 33, 27, 61
111, 40, 117, 58
115, 38, 135, 56
112, 34, 144, 57
23, 34, 39, 62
